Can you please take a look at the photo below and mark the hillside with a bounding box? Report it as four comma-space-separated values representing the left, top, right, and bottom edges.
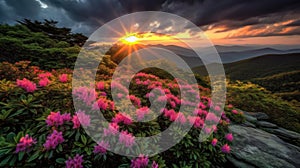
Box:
224, 53, 300, 80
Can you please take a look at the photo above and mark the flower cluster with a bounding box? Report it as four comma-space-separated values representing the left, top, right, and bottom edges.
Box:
46, 111, 71, 127
16, 78, 37, 92
130, 155, 149, 168
72, 110, 91, 129
43, 130, 64, 150
65, 154, 84, 168
93, 141, 110, 155
15, 134, 36, 153
59, 74, 68, 83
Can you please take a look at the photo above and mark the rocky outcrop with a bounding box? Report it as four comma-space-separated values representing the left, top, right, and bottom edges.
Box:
229, 125, 300, 168
228, 111, 300, 168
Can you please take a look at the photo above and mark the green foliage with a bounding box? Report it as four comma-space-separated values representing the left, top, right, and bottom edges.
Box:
0, 21, 86, 70
227, 81, 300, 133
0, 61, 241, 167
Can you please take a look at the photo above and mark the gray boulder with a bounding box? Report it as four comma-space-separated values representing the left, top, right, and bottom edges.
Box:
256, 121, 278, 128
229, 125, 300, 168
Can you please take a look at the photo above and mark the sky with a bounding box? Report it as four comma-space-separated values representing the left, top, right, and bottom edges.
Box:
0, 0, 300, 46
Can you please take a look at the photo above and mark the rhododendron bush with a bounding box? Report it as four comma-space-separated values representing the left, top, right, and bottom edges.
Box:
0, 61, 244, 167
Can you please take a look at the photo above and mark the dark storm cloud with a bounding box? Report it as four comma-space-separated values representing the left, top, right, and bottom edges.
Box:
4, 0, 41, 18
1, 0, 300, 37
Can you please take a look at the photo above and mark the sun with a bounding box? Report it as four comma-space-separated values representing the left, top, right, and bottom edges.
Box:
121, 34, 139, 44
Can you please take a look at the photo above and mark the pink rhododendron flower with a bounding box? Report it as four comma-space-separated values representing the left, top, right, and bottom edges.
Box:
16, 78, 37, 92
59, 74, 68, 83
73, 87, 97, 106
93, 141, 109, 154
227, 104, 233, 108
72, 110, 90, 128
136, 107, 150, 121
128, 95, 141, 107
175, 112, 186, 124
112, 113, 132, 125
103, 122, 119, 136
96, 81, 105, 90
214, 106, 221, 111
43, 130, 64, 150
46, 111, 70, 127
38, 72, 52, 79
221, 144, 231, 153
206, 113, 219, 123
66, 154, 84, 168
211, 138, 218, 146
225, 133, 234, 142
232, 109, 238, 114
152, 161, 159, 168
119, 130, 135, 147
15, 134, 36, 153
39, 77, 50, 87
130, 154, 149, 168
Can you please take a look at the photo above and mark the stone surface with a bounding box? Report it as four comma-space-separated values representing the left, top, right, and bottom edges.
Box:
229, 125, 300, 168
255, 112, 269, 120
241, 121, 256, 128
263, 127, 300, 146
256, 121, 278, 128
244, 114, 257, 124
244, 112, 269, 120
227, 156, 255, 168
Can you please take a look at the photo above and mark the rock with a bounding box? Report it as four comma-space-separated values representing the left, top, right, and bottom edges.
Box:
244, 114, 257, 124
256, 121, 278, 128
229, 125, 300, 168
241, 121, 256, 128
244, 112, 269, 120
263, 127, 300, 146
255, 112, 269, 120
227, 156, 255, 168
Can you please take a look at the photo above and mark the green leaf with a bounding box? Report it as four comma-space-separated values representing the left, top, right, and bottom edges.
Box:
81, 135, 87, 145
18, 151, 25, 161
27, 151, 39, 162
0, 155, 12, 166
56, 158, 66, 164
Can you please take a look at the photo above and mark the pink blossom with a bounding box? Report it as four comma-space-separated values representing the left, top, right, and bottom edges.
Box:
221, 144, 231, 153
136, 107, 150, 121
103, 123, 119, 136
66, 154, 84, 168
225, 133, 234, 142
38, 72, 52, 79
39, 77, 50, 87
112, 113, 132, 125
73, 87, 97, 106
46, 111, 70, 127
93, 141, 109, 154
211, 138, 218, 146
119, 131, 135, 147
227, 104, 233, 108
175, 112, 186, 124
59, 74, 68, 83
43, 130, 64, 150
15, 134, 36, 153
206, 113, 219, 123
72, 115, 80, 129
96, 81, 105, 90
232, 109, 238, 114
128, 95, 141, 107
152, 161, 159, 168
16, 78, 37, 92
72, 111, 90, 128
214, 106, 221, 111
130, 154, 149, 168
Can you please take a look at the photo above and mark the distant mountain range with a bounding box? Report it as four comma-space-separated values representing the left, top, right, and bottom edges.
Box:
193, 53, 300, 79
151, 44, 300, 67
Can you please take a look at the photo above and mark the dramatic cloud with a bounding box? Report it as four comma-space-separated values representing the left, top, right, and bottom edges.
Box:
0, 0, 299, 38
